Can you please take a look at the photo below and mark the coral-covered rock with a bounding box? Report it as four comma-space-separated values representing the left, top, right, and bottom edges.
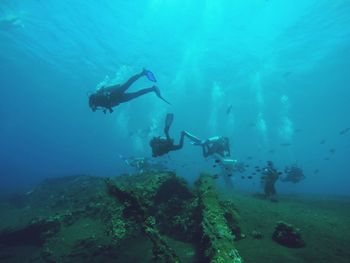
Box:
195, 173, 242, 263
272, 221, 305, 248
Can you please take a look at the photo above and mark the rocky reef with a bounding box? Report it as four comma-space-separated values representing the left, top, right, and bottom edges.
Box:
106, 172, 242, 263
1, 173, 349, 262
0, 172, 243, 263
272, 221, 305, 248
195, 173, 242, 263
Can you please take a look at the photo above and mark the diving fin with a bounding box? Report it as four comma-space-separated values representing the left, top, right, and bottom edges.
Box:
154, 86, 171, 105
144, 69, 157, 82
165, 113, 174, 131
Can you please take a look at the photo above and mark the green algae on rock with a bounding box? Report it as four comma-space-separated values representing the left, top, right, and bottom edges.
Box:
0, 173, 244, 263
195, 173, 242, 263
106, 173, 183, 263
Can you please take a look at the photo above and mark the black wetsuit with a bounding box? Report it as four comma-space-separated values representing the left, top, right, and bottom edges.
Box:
150, 114, 185, 157
89, 71, 156, 113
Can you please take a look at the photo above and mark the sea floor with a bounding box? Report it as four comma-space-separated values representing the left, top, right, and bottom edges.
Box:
229, 193, 350, 263
0, 174, 349, 263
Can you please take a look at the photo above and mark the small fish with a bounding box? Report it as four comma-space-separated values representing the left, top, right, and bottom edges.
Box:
314, 169, 319, 174
215, 159, 221, 163
226, 105, 233, 115
247, 176, 253, 179
320, 139, 326, 144
339, 128, 349, 135
254, 166, 260, 169
255, 169, 261, 172
268, 150, 275, 154
241, 176, 245, 179
245, 164, 250, 167
213, 174, 219, 179
261, 176, 266, 179
294, 128, 302, 133
213, 165, 217, 168
277, 172, 283, 175
324, 157, 330, 161
247, 156, 253, 160
252, 172, 256, 175
329, 148, 336, 154
227, 174, 233, 177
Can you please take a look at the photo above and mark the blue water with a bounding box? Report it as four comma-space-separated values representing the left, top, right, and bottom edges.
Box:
1, 0, 349, 195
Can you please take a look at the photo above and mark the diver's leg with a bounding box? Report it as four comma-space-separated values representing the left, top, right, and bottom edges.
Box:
98, 85, 120, 94
119, 87, 155, 103
164, 113, 174, 140
119, 70, 145, 93
121, 85, 170, 106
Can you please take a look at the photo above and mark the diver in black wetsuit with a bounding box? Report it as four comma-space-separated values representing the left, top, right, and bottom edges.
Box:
150, 113, 200, 157
88, 69, 170, 113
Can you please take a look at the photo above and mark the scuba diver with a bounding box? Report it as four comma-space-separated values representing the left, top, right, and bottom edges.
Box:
88, 69, 170, 113
282, 164, 305, 183
192, 136, 231, 158
191, 136, 235, 190
119, 155, 168, 173
150, 113, 200, 157
261, 161, 280, 201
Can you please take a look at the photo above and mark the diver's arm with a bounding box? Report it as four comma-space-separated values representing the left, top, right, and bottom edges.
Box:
183, 131, 202, 144
172, 131, 185, 151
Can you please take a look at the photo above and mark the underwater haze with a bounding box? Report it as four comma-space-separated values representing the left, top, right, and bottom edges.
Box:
0, 0, 350, 195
